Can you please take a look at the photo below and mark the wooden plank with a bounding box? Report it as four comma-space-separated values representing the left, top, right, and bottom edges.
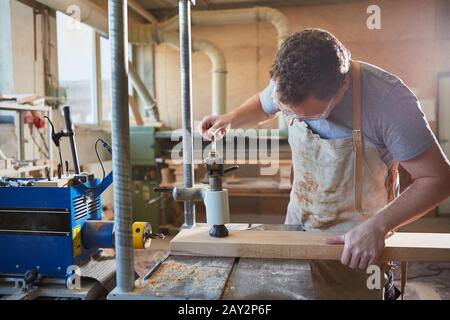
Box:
170, 225, 450, 262
0, 165, 48, 177
164, 158, 293, 166
33, 179, 69, 187
129, 95, 144, 126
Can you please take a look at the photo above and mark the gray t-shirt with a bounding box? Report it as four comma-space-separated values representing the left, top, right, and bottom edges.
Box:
259, 61, 436, 166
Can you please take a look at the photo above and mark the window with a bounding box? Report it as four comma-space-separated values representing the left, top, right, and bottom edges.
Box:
56, 11, 95, 124
100, 36, 112, 122
57, 12, 135, 126
100, 38, 134, 123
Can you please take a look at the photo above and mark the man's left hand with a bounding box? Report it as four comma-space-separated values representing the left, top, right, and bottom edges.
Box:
326, 220, 387, 269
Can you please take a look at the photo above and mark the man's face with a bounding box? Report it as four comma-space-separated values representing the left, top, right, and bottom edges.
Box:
272, 75, 350, 123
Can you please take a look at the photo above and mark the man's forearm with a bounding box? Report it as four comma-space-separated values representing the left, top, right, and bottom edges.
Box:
229, 94, 276, 128
371, 176, 450, 234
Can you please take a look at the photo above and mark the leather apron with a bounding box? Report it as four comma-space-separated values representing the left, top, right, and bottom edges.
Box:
285, 60, 400, 299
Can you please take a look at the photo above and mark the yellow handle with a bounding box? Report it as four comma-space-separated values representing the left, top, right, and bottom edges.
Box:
132, 222, 151, 249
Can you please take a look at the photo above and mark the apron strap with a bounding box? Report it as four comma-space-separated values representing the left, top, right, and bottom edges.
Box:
386, 161, 400, 202
351, 61, 363, 213
390, 161, 399, 171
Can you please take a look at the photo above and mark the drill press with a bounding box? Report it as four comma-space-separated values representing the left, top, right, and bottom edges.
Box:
155, 138, 237, 237
204, 148, 232, 237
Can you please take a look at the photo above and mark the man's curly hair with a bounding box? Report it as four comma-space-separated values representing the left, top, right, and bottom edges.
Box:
271, 28, 351, 105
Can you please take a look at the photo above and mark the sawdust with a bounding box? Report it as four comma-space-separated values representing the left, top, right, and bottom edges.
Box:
147, 259, 226, 292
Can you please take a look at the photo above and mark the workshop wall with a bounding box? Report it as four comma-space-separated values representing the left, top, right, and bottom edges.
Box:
154, 0, 450, 132
1, 1, 111, 175
1, 0, 48, 95
1, 1, 54, 164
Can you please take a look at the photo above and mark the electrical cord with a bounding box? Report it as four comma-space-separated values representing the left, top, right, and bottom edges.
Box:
95, 138, 106, 181
81, 138, 112, 190
42, 114, 112, 189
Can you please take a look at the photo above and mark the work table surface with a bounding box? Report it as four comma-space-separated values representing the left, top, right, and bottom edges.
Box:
109, 223, 450, 300
110, 224, 315, 300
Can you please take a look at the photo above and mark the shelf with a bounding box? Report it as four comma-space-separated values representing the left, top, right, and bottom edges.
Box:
0, 165, 48, 177
0, 102, 51, 113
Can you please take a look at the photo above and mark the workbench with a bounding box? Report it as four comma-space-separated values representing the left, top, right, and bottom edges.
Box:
0, 254, 116, 300
109, 222, 450, 300
108, 224, 317, 300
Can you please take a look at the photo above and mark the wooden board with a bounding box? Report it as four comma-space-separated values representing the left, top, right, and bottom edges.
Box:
170, 225, 450, 262
129, 95, 144, 126
33, 178, 70, 187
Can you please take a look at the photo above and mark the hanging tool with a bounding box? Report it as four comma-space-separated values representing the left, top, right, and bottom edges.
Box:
65, 160, 69, 177
57, 163, 62, 179
63, 106, 80, 174
44, 116, 64, 175
44, 167, 51, 181
44, 106, 81, 179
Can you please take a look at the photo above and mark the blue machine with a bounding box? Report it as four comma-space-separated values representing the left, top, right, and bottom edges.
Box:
0, 174, 113, 279
0, 106, 154, 290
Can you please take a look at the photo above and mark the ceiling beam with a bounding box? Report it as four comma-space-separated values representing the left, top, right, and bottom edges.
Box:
161, 0, 179, 8
128, 0, 158, 23
16, 0, 44, 11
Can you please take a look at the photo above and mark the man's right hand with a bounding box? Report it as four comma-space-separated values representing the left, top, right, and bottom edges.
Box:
198, 113, 233, 140
197, 94, 275, 140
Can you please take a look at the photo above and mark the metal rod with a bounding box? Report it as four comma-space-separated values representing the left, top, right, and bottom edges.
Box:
179, 0, 195, 228
109, 0, 134, 293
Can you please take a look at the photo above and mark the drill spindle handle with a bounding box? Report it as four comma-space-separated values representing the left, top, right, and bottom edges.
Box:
224, 165, 239, 175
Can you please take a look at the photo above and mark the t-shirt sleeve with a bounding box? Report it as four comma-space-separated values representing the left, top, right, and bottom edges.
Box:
258, 80, 280, 115
379, 84, 436, 162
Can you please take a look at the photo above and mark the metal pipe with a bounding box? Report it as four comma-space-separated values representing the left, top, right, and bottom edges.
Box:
109, 0, 134, 293
155, 31, 227, 115
128, 62, 160, 122
192, 38, 226, 115
38, 0, 285, 119
37, 0, 285, 127
159, 7, 290, 47
158, 6, 290, 126
179, 0, 195, 228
